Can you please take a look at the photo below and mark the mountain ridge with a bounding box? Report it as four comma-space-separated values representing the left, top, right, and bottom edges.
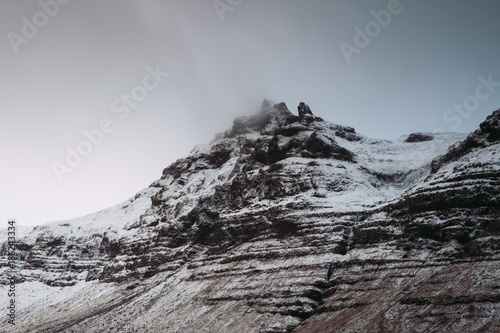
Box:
1, 102, 499, 332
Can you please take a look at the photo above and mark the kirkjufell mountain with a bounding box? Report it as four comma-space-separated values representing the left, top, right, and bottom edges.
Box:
1, 102, 500, 332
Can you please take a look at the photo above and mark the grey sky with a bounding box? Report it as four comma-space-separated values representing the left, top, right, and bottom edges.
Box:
1, 0, 499, 226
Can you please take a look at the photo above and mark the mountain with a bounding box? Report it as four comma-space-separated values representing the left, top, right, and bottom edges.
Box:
1, 102, 499, 333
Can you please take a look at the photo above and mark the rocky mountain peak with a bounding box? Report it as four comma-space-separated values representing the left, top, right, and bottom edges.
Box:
225, 101, 292, 138
2, 104, 499, 333
214, 101, 356, 166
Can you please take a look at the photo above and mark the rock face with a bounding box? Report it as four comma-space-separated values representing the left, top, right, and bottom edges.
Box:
404, 132, 434, 143
1, 103, 499, 333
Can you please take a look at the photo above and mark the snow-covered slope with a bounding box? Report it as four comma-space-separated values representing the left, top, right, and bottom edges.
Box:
1, 102, 499, 333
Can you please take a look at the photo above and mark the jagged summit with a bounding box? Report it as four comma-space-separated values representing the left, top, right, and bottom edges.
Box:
225, 101, 292, 137
225, 101, 325, 138
217, 101, 357, 165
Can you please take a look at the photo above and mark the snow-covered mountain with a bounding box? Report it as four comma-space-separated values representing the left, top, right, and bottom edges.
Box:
1, 102, 499, 332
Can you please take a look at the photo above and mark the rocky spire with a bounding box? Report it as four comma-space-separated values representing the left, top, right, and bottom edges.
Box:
298, 102, 313, 118
260, 99, 273, 112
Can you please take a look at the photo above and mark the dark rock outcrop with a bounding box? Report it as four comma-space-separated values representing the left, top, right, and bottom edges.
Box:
405, 132, 434, 142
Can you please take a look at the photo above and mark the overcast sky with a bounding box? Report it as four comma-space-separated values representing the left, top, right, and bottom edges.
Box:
1, 0, 499, 226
